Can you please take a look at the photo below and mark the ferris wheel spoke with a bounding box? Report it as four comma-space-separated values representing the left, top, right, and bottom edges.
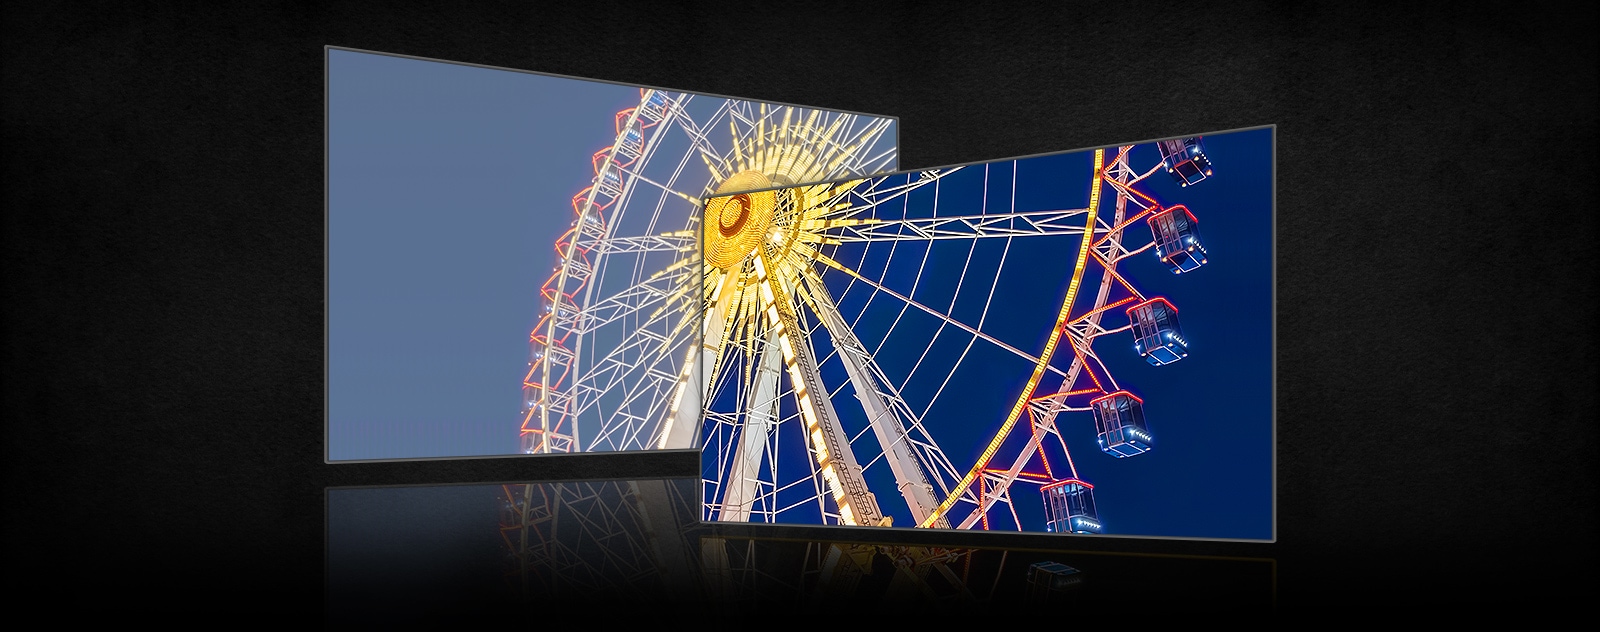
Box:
836, 169, 959, 216
919, 148, 1107, 529
594, 308, 703, 449
725, 104, 761, 131
664, 98, 731, 156
810, 252, 1070, 380
590, 233, 696, 256
956, 418, 1051, 530
658, 269, 739, 450
570, 264, 694, 334
612, 163, 704, 206
801, 269, 948, 527
574, 276, 694, 384
590, 362, 682, 449
758, 256, 885, 527
806, 208, 1097, 244
571, 306, 691, 448
851, 144, 899, 179
717, 325, 784, 522
819, 117, 894, 179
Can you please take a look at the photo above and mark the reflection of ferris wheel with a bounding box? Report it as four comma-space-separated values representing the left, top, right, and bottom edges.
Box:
701, 537, 997, 607
518, 89, 897, 454
700, 138, 1217, 534
497, 479, 705, 602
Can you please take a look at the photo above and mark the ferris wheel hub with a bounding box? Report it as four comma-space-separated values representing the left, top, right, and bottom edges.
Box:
704, 170, 778, 270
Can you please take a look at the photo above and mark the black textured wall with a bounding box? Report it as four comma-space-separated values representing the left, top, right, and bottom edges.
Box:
3, 0, 1594, 618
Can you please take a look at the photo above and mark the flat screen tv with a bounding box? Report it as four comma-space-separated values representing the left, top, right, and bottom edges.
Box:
326, 47, 899, 462
697, 126, 1274, 541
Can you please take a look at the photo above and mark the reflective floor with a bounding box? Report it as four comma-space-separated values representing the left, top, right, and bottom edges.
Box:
327, 478, 1274, 621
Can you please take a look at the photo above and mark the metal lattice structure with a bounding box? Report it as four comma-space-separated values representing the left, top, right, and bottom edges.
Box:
497, 479, 705, 602
518, 89, 897, 455
700, 139, 1217, 533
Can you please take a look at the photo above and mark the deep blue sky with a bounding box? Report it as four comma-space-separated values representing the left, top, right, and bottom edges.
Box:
725, 127, 1273, 540
327, 50, 639, 461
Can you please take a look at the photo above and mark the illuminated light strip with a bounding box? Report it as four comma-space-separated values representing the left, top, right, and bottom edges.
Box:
1069, 296, 1137, 328
753, 254, 869, 525
1094, 205, 1157, 248
1039, 477, 1094, 491
1036, 436, 1055, 480
1128, 296, 1179, 314
919, 148, 1105, 529
658, 270, 737, 448
1091, 251, 1146, 301
979, 478, 989, 530
1071, 344, 1106, 393
984, 470, 1054, 481
1102, 172, 1161, 207
1029, 387, 1101, 405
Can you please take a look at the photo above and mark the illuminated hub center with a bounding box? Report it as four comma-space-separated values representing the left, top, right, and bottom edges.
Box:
705, 170, 785, 270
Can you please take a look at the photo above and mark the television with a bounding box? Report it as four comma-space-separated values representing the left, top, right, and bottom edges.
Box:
697, 126, 1274, 541
325, 47, 899, 462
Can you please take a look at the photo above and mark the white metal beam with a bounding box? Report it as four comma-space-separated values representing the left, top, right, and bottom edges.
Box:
657, 270, 738, 450
717, 325, 783, 521
802, 271, 947, 527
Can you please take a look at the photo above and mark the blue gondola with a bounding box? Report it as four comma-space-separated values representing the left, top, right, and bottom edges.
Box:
521, 383, 543, 413
1149, 205, 1208, 274
1127, 297, 1188, 366
640, 90, 672, 121
1027, 562, 1084, 599
1041, 478, 1103, 533
616, 123, 643, 160
1156, 137, 1213, 187
1091, 391, 1154, 457
597, 165, 624, 196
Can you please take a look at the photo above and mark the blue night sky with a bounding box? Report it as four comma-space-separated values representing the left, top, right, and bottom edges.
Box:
730, 127, 1273, 540
326, 50, 640, 461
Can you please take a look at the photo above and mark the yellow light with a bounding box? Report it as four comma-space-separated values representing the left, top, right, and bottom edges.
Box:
919, 148, 1107, 529
798, 396, 816, 423
704, 171, 778, 270
811, 429, 829, 462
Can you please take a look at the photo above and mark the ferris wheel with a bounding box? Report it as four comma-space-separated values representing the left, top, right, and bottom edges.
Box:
517, 89, 898, 455
699, 138, 1217, 534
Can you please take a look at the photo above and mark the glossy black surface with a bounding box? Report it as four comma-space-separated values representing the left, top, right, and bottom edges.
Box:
327, 478, 1273, 620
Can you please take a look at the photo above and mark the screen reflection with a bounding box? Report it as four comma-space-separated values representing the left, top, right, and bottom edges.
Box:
328, 478, 1271, 620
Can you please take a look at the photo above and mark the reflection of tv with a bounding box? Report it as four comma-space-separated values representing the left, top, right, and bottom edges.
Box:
698, 126, 1275, 541
325, 47, 899, 462
325, 477, 1274, 620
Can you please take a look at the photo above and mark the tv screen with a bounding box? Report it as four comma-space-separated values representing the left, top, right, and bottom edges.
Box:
326, 47, 899, 462
697, 126, 1274, 541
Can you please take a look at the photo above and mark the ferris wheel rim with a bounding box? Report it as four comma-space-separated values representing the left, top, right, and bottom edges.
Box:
949, 145, 1181, 530
523, 89, 660, 454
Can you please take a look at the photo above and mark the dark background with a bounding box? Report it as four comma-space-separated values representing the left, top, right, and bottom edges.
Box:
4, 0, 1594, 619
